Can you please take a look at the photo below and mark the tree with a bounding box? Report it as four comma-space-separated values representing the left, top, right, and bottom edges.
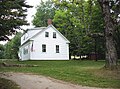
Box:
0, 0, 32, 41
4, 32, 22, 59
87, 0, 105, 60
98, 0, 120, 69
53, 0, 95, 59
0, 44, 5, 59
115, 27, 120, 59
32, 0, 55, 27
53, 9, 78, 57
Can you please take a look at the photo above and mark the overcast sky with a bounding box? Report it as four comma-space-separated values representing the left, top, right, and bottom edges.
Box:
22, 0, 42, 29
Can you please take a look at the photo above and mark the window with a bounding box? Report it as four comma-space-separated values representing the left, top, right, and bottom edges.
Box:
45, 32, 49, 37
23, 36, 25, 40
56, 45, 59, 53
23, 46, 28, 55
53, 32, 56, 38
42, 44, 46, 52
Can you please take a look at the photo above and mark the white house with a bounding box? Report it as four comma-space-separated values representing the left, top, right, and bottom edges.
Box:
19, 20, 70, 60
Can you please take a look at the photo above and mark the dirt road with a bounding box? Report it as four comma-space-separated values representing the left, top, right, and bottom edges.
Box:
0, 72, 111, 89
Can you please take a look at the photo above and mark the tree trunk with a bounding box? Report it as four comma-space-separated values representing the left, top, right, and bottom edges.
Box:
98, 0, 118, 69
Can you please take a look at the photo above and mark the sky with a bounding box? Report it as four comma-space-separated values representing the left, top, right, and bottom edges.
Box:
0, 0, 47, 44
21, 0, 42, 29
25, 0, 47, 28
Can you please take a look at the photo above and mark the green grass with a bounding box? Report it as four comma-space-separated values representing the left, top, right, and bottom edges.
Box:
0, 60, 120, 88
0, 77, 20, 89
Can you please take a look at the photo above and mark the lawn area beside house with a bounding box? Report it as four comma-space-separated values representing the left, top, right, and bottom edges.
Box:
0, 60, 120, 88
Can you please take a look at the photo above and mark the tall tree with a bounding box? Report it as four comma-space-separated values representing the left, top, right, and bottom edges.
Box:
32, 0, 55, 27
0, 0, 32, 41
53, 0, 94, 58
98, 0, 120, 69
87, 0, 105, 60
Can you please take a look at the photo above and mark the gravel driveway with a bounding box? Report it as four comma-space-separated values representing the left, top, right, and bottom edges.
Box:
0, 72, 111, 89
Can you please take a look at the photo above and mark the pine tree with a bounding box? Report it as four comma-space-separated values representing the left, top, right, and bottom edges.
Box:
0, 0, 32, 41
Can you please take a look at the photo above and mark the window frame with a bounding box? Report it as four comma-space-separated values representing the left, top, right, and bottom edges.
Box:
45, 32, 49, 37
23, 46, 28, 55
42, 44, 46, 52
56, 45, 59, 53
53, 32, 56, 38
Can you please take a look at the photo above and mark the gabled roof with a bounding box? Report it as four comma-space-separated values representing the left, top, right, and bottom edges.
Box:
30, 24, 70, 43
21, 27, 46, 45
21, 25, 70, 45
22, 27, 46, 36
50, 25, 70, 43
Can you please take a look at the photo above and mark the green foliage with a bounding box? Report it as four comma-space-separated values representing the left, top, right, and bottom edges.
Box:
53, 0, 104, 57
4, 32, 22, 59
87, 0, 105, 57
32, 0, 55, 27
33, 0, 119, 60
0, 60, 120, 88
0, 0, 32, 41
0, 44, 5, 59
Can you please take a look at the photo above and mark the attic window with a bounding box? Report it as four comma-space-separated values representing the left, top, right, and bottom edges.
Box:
53, 32, 56, 38
45, 32, 49, 37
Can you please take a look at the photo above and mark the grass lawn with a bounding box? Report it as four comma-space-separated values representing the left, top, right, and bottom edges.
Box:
0, 60, 120, 88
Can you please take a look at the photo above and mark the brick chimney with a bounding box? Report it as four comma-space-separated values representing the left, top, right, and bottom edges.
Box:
47, 19, 52, 25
